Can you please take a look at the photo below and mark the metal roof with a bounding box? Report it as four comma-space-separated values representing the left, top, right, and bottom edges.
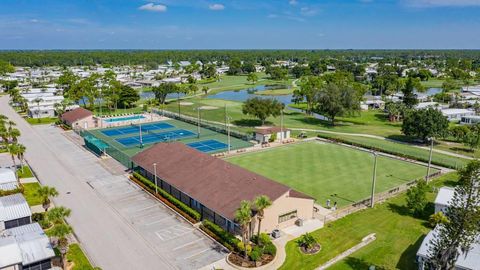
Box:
2, 223, 55, 265
0, 237, 22, 268
434, 187, 455, 207
417, 227, 480, 269
0, 168, 18, 191
0, 193, 31, 222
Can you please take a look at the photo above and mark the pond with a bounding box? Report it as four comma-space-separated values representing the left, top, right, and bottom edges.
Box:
139, 91, 184, 100
206, 84, 294, 105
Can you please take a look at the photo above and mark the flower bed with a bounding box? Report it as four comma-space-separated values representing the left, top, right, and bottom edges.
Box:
199, 220, 240, 251
227, 233, 277, 268
130, 172, 201, 223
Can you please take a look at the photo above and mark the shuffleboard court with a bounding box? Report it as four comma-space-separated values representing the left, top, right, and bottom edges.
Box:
187, 139, 228, 153
101, 122, 174, 137
116, 129, 196, 147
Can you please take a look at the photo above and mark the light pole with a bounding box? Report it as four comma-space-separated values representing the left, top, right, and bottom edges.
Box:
153, 163, 158, 194
139, 122, 143, 148
280, 108, 284, 142
370, 151, 378, 208
227, 116, 232, 154
426, 137, 434, 182
196, 107, 201, 138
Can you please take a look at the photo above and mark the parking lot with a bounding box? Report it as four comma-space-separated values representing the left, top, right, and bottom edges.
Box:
87, 174, 227, 269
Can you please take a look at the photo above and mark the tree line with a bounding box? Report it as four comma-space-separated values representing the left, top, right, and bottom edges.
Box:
1, 50, 480, 67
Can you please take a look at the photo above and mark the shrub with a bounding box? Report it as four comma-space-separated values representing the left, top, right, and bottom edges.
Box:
429, 212, 450, 228
237, 242, 252, 255
131, 172, 201, 222
406, 180, 429, 217
258, 233, 271, 247
32, 212, 45, 222
297, 233, 317, 249
250, 246, 262, 261
263, 242, 276, 256
201, 220, 240, 251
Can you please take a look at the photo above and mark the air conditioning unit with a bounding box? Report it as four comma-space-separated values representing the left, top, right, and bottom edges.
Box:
271, 229, 281, 239
295, 219, 304, 226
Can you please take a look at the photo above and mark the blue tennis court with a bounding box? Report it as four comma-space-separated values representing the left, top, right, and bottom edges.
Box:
115, 129, 196, 146
101, 122, 174, 137
187, 140, 228, 153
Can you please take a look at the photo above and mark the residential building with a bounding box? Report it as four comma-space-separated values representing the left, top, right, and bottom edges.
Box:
417, 187, 480, 270
131, 142, 315, 235
0, 223, 55, 270
461, 115, 480, 125
0, 194, 32, 231
433, 187, 455, 214
0, 169, 18, 191
441, 108, 475, 121
61, 107, 96, 129
254, 127, 291, 143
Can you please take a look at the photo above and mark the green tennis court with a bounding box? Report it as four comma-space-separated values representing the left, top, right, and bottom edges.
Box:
83, 118, 253, 159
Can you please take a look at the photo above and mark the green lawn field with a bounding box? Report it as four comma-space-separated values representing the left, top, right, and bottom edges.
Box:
279, 172, 458, 270
226, 141, 438, 207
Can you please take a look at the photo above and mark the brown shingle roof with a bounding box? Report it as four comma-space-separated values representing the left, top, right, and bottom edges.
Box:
254, 126, 290, 135
61, 107, 92, 124
131, 142, 313, 221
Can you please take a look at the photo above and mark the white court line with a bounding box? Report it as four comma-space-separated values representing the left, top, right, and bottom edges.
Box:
172, 238, 203, 251
184, 248, 211, 260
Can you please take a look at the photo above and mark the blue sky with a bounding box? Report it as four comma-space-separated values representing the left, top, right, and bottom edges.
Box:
1, 0, 479, 49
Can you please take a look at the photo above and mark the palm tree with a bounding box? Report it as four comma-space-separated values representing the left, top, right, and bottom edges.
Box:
15, 144, 26, 174
33, 97, 44, 122
36, 186, 59, 211
7, 143, 19, 169
235, 200, 252, 260
254, 195, 272, 238
8, 128, 20, 143
49, 223, 73, 269
46, 206, 71, 226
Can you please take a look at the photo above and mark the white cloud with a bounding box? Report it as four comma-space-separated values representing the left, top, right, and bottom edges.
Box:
300, 7, 318, 16
404, 0, 480, 7
139, 3, 167, 12
289, 0, 298, 5
209, 3, 225, 10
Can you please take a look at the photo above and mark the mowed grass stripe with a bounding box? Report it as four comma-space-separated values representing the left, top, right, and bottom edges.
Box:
226, 141, 436, 207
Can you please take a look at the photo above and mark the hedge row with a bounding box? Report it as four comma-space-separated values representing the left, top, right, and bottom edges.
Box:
200, 219, 240, 251
131, 172, 201, 222
317, 134, 467, 169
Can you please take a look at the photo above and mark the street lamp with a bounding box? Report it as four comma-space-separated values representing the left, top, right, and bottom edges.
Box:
153, 163, 158, 194
227, 116, 232, 154
196, 107, 201, 138
139, 122, 143, 148
370, 151, 378, 208
425, 137, 434, 182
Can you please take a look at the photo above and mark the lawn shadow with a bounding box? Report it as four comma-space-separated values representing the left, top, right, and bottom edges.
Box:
387, 203, 411, 217
396, 234, 426, 269
344, 257, 387, 270
450, 146, 473, 153
232, 119, 271, 127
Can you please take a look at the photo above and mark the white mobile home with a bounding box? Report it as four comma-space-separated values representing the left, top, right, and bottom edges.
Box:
0, 194, 32, 231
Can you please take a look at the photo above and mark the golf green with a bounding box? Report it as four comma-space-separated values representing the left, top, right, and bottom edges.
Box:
226, 141, 437, 207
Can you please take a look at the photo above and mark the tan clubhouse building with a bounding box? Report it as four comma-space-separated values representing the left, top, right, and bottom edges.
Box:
131, 142, 315, 235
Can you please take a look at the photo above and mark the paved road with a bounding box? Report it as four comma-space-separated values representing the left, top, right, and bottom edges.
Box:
0, 96, 225, 269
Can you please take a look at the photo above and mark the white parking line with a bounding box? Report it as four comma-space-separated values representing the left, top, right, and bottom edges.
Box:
133, 204, 158, 212
144, 216, 172, 226
173, 239, 203, 251
184, 248, 211, 260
